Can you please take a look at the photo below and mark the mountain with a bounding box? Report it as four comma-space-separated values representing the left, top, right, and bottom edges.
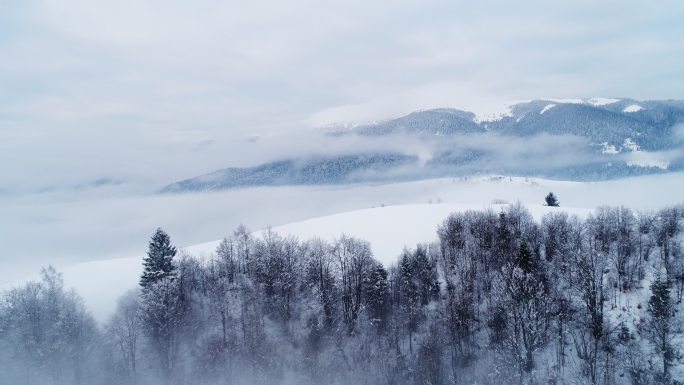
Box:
353, 108, 484, 136
161, 98, 684, 193
488, 99, 683, 151
160, 153, 417, 193
350, 98, 684, 151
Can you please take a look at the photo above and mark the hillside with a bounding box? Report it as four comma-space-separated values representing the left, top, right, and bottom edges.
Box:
161, 98, 684, 193
4, 199, 682, 385
2, 202, 590, 323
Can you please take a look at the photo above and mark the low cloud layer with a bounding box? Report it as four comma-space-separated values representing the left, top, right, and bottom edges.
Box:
1, 1, 684, 283
2, 0, 684, 195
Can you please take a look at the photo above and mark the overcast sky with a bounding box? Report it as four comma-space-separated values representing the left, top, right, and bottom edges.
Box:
1, 0, 684, 192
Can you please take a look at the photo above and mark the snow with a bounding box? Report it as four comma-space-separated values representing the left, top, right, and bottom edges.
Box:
605, 262, 657, 336
623, 104, 643, 113
447, 97, 623, 122
540, 104, 557, 114
318, 120, 386, 134
626, 151, 670, 170
278, 203, 590, 262
2, 202, 589, 323
601, 142, 620, 154
187, 202, 591, 260
6, 171, 684, 286
544, 98, 621, 107
315, 97, 630, 128
3, 172, 683, 323
587, 97, 621, 106
472, 102, 514, 124
317, 98, 629, 127
623, 138, 640, 152
618, 138, 669, 169
547, 98, 585, 105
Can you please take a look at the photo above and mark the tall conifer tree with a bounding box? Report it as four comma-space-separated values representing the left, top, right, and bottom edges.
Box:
140, 228, 177, 290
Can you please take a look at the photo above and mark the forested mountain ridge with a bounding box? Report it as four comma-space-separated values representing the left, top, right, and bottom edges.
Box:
350, 99, 684, 151
160, 154, 417, 193
161, 99, 684, 193
2, 203, 683, 385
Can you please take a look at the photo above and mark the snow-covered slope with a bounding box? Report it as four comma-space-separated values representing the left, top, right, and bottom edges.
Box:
4, 171, 683, 322
540, 103, 557, 114
2, 202, 590, 323
623, 104, 643, 113
7, 172, 684, 286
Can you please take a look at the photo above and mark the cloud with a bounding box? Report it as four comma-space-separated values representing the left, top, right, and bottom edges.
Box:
673, 123, 684, 142
1, 0, 684, 275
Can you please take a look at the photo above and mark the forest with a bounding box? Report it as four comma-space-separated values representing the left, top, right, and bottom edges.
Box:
1, 203, 683, 385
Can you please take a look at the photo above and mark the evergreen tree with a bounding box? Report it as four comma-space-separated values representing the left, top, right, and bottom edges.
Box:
140, 228, 177, 290
647, 277, 677, 380
366, 263, 390, 328
399, 251, 420, 354
515, 242, 535, 274
139, 278, 187, 380
545, 192, 559, 207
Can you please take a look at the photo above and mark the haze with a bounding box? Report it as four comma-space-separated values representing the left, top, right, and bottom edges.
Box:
2, 0, 684, 281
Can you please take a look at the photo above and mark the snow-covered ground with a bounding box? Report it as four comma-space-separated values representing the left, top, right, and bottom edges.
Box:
471, 97, 623, 122
1, 202, 591, 322
623, 104, 643, 113
472, 102, 515, 123
626, 151, 671, 169
587, 97, 621, 106
2, 172, 683, 322
540, 103, 557, 114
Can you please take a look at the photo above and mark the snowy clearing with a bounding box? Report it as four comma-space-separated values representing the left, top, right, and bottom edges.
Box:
623, 104, 643, 113
587, 97, 621, 106
471, 102, 514, 123
601, 142, 620, 154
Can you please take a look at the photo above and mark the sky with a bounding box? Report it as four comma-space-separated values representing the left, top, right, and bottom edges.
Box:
1, 0, 684, 193
1, 0, 684, 282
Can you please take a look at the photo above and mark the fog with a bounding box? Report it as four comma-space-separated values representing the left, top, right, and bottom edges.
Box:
3, 1, 683, 283
0, 129, 593, 195
0, 130, 608, 279
3, 170, 683, 285
2, 1, 684, 383
3, 0, 684, 194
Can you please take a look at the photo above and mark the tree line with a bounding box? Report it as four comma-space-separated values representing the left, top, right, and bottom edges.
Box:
1, 203, 683, 385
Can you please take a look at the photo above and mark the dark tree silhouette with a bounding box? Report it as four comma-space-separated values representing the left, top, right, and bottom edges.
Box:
140, 228, 177, 290
648, 277, 677, 380
545, 192, 560, 207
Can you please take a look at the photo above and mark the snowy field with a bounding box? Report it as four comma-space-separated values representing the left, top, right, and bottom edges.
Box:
3, 172, 683, 282
2, 172, 683, 322
41, 203, 591, 322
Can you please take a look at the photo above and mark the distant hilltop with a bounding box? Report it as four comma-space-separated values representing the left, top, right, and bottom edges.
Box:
161, 98, 684, 193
